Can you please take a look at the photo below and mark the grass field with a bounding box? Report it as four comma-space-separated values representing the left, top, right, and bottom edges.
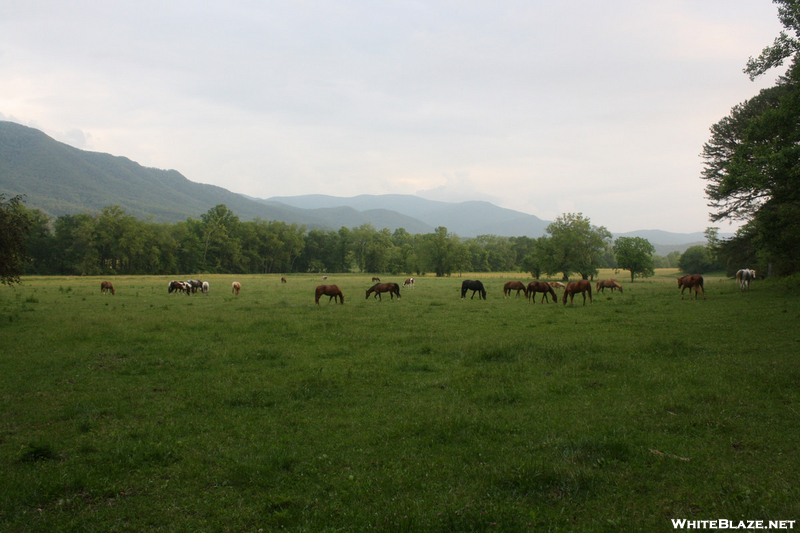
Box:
1, 270, 799, 532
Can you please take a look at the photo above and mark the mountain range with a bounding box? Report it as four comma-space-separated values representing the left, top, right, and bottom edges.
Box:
1, 120, 721, 254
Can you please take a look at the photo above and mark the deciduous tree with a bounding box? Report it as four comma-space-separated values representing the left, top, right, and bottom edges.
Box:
613, 236, 655, 282
0, 195, 32, 285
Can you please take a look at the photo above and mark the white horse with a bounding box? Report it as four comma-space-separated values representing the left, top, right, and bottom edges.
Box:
736, 269, 756, 291
202, 281, 210, 294
232, 281, 241, 295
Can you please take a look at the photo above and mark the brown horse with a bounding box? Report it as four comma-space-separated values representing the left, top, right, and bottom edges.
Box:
596, 279, 623, 294
232, 281, 241, 295
677, 274, 705, 300
366, 282, 401, 301
100, 281, 115, 295
563, 280, 592, 306
403, 277, 415, 288
371, 277, 381, 282
526, 281, 557, 303
503, 281, 527, 298
316, 284, 344, 305
281, 277, 287, 283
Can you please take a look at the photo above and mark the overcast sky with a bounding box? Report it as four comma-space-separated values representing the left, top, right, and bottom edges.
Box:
0, 1, 788, 233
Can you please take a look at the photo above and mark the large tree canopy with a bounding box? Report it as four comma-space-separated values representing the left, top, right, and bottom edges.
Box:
538, 213, 612, 280
745, 0, 800, 80
613, 236, 655, 282
0, 195, 33, 285
703, 0, 800, 275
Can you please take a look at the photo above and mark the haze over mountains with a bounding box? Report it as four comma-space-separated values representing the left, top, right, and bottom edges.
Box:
1, 120, 721, 254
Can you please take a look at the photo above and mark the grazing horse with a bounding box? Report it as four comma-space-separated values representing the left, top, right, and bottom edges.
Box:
461, 279, 487, 300
563, 280, 593, 306
527, 281, 557, 303
503, 281, 528, 299
231, 281, 241, 295
168, 280, 191, 295
201, 281, 210, 294
677, 274, 705, 300
366, 282, 401, 301
403, 277, 415, 288
596, 279, 623, 294
736, 269, 756, 291
549, 281, 566, 289
100, 281, 115, 295
315, 284, 344, 305
281, 277, 287, 283
187, 279, 202, 293
371, 277, 381, 282
322, 275, 328, 281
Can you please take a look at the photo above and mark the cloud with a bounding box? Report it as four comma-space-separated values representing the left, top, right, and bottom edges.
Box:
0, 0, 783, 233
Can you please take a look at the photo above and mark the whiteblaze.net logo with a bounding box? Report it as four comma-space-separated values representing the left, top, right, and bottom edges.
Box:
671, 519, 796, 530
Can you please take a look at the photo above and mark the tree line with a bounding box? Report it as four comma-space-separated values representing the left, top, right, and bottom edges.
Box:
2, 198, 685, 281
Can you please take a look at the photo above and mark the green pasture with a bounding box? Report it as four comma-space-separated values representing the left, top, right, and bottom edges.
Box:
1, 271, 798, 532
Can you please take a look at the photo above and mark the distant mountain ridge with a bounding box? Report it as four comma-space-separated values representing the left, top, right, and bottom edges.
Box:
1, 120, 722, 252
263, 194, 551, 238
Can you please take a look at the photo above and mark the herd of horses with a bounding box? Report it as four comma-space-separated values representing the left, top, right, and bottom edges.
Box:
167, 279, 210, 295
99, 270, 758, 304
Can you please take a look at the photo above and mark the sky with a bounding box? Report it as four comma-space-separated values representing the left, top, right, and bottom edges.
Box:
0, 0, 788, 234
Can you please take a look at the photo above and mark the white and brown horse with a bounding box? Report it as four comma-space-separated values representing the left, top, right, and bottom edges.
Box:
736, 269, 756, 291
403, 277, 415, 288
168, 281, 191, 295
231, 281, 241, 295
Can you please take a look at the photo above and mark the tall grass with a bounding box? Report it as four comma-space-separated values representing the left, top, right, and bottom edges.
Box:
1, 271, 798, 532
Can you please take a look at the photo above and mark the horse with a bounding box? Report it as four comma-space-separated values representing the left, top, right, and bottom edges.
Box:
549, 281, 566, 289
403, 277, 415, 288
366, 282, 401, 301
372, 277, 381, 282
187, 279, 202, 293
100, 281, 115, 295
315, 284, 344, 305
168, 280, 190, 295
736, 269, 756, 291
526, 281, 557, 303
503, 281, 528, 299
281, 277, 287, 283
201, 281, 210, 294
677, 274, 705, 300
596, 279, 623, 294
322, 275, 328, 281
461, 279, 486, 300
563, 280, 592, 306
232, 281, 241, 295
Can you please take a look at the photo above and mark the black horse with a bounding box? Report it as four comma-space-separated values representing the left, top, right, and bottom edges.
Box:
461, 279, 487, 300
